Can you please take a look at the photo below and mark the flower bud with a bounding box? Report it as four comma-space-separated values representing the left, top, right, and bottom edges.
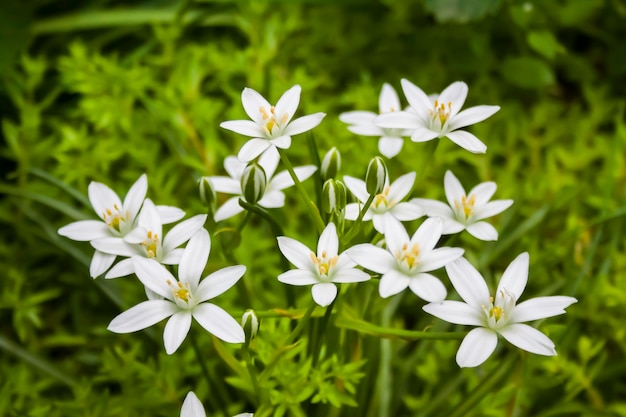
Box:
198, 176, 216, 214
321, 147, 341, 180
240, 162, 267, 205
365, 156, 388, 195
241, 309, 259, 344
322, 179, 347, 214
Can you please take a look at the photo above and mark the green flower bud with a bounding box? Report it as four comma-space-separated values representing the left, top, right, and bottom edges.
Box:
241, 309, 259, 344
240, 162, 267, 205
322, 179, 347, 214
321, 147, 341, 180
365, 156, 388, 195
198, 176, 216, 214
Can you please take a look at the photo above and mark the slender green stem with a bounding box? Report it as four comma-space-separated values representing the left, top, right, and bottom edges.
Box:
342, 193, 376, 245
277, 149, 325, 234
190, 334, 230, 417
335, 315, 464, 341
284, 303, 317, 346
311, 299, 336, 367
242, 345, 263, 405
236, 209, 252, 233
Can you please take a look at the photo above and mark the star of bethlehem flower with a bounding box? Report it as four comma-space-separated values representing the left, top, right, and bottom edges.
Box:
209, 147, 317, 222
57, 174, 184, 278
91, 199, 207, 278
180, 392, 253, 417
348, 217, 463, 301
423, 253, 577, 368
412, 170, 513, 241
375, 79, 500, 153
220, 84, 326, 162
339, 83, 413, 158
344, 171, 423, 234
277, 222, 370, 307
107, 228, 245, 354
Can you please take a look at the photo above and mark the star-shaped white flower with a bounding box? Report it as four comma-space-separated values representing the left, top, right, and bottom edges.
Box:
344, 171, 423, 234
412, 170, 513, 241
348, 218, 463, 301
277, 223, 370, 307
209, 147, 316, 222
375, 79, 500, 153
91, 199, 207, 278
423, 254, 577, 368
57, 174, 184, 278
220, 85, 326, 162
180, 392, 253, 417
339, 83, 413, 158
108, 228, 245, 354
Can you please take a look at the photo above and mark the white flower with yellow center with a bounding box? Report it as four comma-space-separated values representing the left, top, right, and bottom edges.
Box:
107, 228, 245, 354
277, 223, 370, 307
180, 391, 254, 417
375, 79, 500, 153
339, 83, 413, 158
344, 171, 423, 234
220, 85, 326, 162
423, 254, 577, 367
348, 218, 463, 301
57, 174, 184, 278
412, 170, 513, 241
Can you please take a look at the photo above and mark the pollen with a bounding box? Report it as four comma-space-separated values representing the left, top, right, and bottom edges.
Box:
489, 306, 504, 321
396, 242, 420, 270
430, 99, 452, 125
102, 204, 127, 233
455, 194, 476, 220
373, 186, 393, 210
310, 250, 338, 277
141, 231, 159, 258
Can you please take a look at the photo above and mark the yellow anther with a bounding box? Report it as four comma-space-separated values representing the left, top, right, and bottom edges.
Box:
106, 208, 112, 216
281, 113, 289, 125
259, 106, 270, 119
489, 306, 504, 321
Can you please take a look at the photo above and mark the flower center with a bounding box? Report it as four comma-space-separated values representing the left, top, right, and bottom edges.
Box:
482, 290, 516, 329
141, 230, 159, 258
310, 250, 338, 280
454, 194, 476, 220
371, 186, 394, 212
168, 280, 194, 307
102, 204, 129, 234
429, 99, 452, 126
259, 105, 289, 137
395, 242, 420, 271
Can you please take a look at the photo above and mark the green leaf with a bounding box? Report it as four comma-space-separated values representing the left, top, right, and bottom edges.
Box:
501, 56, 555, 88
527, 30, 567, 60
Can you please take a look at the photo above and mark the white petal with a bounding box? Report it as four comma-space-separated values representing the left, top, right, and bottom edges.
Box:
214, 197, 244, 222
418, 247, 464, 272
379, 270, 411, 298
268, 166, 316, 192
468, 181, 497, 205
438, 81, 468, 119
400, 78, 432, 121
422, 300, 484, 326
389, 202, 423, 221
58, 220, 110, 241
237, 139, 271, 162
343, 176, 369, 203
375, 111, 420, 129
311, 283, 338, 307
88, 181, 121, 218
124, 226, 148, 244
91, 237, 138, 257
446, 130, 487, 154
444, 170, 465, 209
382, 217, 410, 256
411, 198, 452, 217
497, 252, 529, 301
241, 87, 271, 124
90, 251, 116, 278
331, 267, 370, 284
163, 311, 192, 354
107, 300, 177, 333
410, 217, 443, 253
445, 257, 491, 306
466, 222, 499, 241
220, 120, 265, 137
410, 127, 440, 142
408, 273, 447, 302
510, 296, 577, 323
278, 269, 319, 286
123, 173, 147, 221
344, 203, 359, 221
104, 258, 134, 279
193, 303, 244, 343
339, 110, 377, 125
472, 200, 514, 221
258, 191, 285, 208
456, 327, 498, 368
285, 113, 325, 136
270, 135, 291, 149
178, 228, 210, 288
162, 248, 184, 264
274, 85, 301, 125
209, 177, 241, 194
317, 223, 339, 257
163, 215, 207, 253
348, 124, 383, 136
388, 172, 416, 202
195, 265, 246, 302
277, 236, 314, 271
133, 257, 175, 299
378, 137, 404, 158
181, 392, 206, 417
224, 155, 245, 179
347, 244, 396, 274
137, 199, 162, 237
379, 83, 401, 113
156, 205, 186, 224
450, 105, 500, 131
499, 323, 556, 356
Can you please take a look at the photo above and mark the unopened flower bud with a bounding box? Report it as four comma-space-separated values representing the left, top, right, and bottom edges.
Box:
321, 147, 341, 180
241, 309, 259, 344
198, 176, 216, 214
240, 162, 267, 205
322, 179, 347, 214
365, 156, 388, 195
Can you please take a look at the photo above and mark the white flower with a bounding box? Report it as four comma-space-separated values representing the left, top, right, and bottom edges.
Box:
349, 218, 463, 301
209, 147, 316, 222
107, 228, 245, 354
339, 83, 413, 158
57, 174, 184, 278
220, 85, 326, 162
180, 392, 253, 417
277, 223, 370, 307
412, 170, 513, 241
91, 199, 207, 278
375, 79, 500, 153
423, 254, 577, 368
344, 171, 423, 234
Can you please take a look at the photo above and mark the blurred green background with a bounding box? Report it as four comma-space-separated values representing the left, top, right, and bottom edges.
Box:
1, 0, 625, 416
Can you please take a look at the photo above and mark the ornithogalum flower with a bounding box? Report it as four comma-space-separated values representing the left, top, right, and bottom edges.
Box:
423, 254, 577, 368
375, 79, 500, 153
277, 223, 370, 307
91, 199, 207, 278
339, 83, 413, 158
220, 85, 326, 162
108, 228, 245, 354
57, 174, 184, 278
348, 218, 463, 301
412, 170, 513, 241
209, 147, 316, 222
180, 392, 253, 417
344, 171, 423, 234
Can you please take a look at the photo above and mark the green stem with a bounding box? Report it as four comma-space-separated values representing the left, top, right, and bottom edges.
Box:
342, 193, 376, 245
311, 299, 336, 367
190, 334, 230, 417
277, 149, 325, 234
335, 315, 464, 341
284, 303, 317, 346
242, 345, 263, 405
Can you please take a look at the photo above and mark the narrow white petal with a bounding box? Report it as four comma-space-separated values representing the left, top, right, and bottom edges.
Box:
196, 265, 246, 302
123, 173, 147, 221
88, 181, 121, 218
178, 228, 210, 288
58, 220, 110, 241
133, 257, 175, 299
156, 205, 185, 224
372, 214, 386, 234
270, 135, 291, 149
104, 258, 134, 279
445, 257, 491, 306
389, 202, 423, 221
422, 300, 484, 326
497, 252, 529, 301
181, 392, 206, 417
90, 251, 116, 278
311, 283, 338, 307
347, 244, 396, 274
472, 200, 514, 221
466, 222, 499, 241
274, 85, 301, 125
499, 323, 556, 356
331, 268, 370, 284
317, 223, 339, 257
388, 172, 416, 202
383, 217, 410, 256
278, 269, 319, 286
161, 248, 184, 264
344, 203, 359, 221
408, 273, 447, 302
410, 217, 443, 253
284, 113, 325, 136
343, 176, 369, 203
163, 311, 192, 354
339, 110, 377, 125
219, 120, 265, 137
441, 219, 466, 234
258, 191, 285, 208
224, 156, 245, 179
450, 105, 500, 131
446, 130, 487, 154
444, 170, 466, 209
163, 215, 207, 253
193, 303, 244, 343
375, 111, 420, 129
237, 139, 271, 162
510, 296, 577, 323
438, 81, 468, 119
378, 137, 404, 158
124, 226, 148, 244
410, 127, 440, 142
91, 238, 139, 257
268, 166, 316, 192
241, 87, 271, 124
214, 197, 244, 222
209, 177, 241, 194
456, 327, 498, 368
379, 83, 401, 113
400, 78, 432, 121
277, 236, 315, 271
379, 270, 411, 298
107, 300, 177, 333
419, 247, 464, 272
410, 198, 454, 219
137, 199, 162, 237
468, 181, 497, 205
348, 124, 383, 136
